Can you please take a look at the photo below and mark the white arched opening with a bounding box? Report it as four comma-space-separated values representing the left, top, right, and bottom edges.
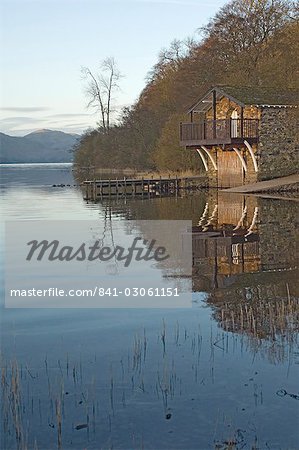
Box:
201, 146, 218, 171
196, 148, 208, 171
233, 147, 247, 172
244, 140, 258, 172
231, 110, 239, 138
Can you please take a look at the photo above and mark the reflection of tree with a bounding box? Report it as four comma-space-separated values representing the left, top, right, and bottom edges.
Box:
88, 202, 120, 275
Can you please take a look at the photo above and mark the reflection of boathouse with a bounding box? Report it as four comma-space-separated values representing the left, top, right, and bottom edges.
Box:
192, 193, 260, 290
180, 86, 299, 187
191, 192, 298, 293
191, 193, 299, 353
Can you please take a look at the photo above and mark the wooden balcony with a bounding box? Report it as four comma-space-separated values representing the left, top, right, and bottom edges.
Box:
180, 119, 259, 147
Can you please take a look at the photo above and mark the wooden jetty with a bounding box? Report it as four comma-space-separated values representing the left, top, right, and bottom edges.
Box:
83, 176, 206, 201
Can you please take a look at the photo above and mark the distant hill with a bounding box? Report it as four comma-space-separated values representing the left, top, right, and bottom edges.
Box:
0, 129, 80, 163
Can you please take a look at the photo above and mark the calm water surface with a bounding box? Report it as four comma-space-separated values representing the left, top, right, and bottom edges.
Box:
0, 164, 298, 450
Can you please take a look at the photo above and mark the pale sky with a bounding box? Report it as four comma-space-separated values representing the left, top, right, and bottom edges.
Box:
0, 0, 227, 136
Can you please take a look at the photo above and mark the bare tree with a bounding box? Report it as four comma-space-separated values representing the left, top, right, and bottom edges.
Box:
81, 57, 121, 132
147, 38, 196, 82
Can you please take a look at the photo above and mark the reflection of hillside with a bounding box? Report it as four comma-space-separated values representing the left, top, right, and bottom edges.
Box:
85, 191, 298, 353
93, 193, 207, 222
208, 287, 299, 364
210, 285, 299, 338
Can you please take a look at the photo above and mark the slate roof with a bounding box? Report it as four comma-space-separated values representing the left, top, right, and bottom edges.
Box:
188, 85, 299, 113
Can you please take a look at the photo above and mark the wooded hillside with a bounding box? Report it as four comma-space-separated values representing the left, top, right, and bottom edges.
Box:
74, 0, 298, 172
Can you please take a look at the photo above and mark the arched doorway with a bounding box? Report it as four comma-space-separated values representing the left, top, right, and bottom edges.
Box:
231, 110, 239, 138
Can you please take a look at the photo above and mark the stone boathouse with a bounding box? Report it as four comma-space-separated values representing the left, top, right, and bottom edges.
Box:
180, 86, 299, 187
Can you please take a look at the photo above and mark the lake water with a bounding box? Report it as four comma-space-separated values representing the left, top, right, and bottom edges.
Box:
1, 164, 298, 450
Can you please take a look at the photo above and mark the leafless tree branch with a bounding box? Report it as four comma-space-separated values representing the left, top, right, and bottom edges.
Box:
81, 57, 122, 132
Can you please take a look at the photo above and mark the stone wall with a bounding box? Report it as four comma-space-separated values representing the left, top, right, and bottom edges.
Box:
258, 107, 299, 181
258, 197, 298, 272
205, 97, 259, 120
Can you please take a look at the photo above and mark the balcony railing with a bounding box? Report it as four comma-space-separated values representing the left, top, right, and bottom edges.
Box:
180, 119, 259, 145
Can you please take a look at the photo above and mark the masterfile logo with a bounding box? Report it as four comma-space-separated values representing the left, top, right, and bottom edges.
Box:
25, 237, 170, 266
